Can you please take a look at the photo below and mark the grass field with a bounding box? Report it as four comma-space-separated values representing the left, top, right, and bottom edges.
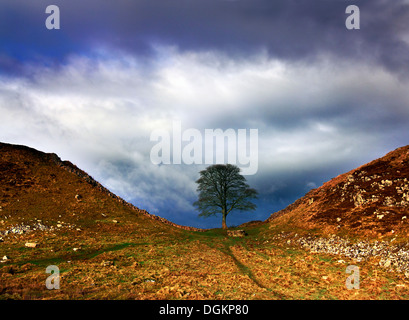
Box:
2, 219, 409, 300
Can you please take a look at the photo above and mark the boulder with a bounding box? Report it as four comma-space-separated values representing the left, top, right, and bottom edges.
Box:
227, 230, 247, 237
25, 242, 38, 248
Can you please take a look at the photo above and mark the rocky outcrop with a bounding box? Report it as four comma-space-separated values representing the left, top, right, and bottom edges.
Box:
268, 145, 409, 236
273, 231, 409, 277
297, 235, 409, 277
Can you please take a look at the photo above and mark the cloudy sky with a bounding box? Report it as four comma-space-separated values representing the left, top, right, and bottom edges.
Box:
1, 0, 409, 228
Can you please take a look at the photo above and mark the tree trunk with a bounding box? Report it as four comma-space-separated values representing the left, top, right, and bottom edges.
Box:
222, 211, 227, 229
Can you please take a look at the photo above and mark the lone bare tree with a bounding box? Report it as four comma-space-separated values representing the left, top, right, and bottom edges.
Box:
193, 164, 258, 229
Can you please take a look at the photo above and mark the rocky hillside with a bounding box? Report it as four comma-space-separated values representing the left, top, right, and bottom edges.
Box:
0, 142, 202, 235
268, 145, 409, 237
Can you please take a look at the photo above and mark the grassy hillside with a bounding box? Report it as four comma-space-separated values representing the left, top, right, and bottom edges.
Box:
2, 142, 409, 300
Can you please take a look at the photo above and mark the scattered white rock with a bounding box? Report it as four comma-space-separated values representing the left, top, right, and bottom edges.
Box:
101, 260, 114, 267
144, 279, 155, 283
383, 259, 392, 268
298, 235, 409, 275
25, 242, 38, 248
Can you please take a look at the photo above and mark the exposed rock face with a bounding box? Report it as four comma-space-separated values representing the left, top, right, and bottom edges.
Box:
268, 145, 409, 236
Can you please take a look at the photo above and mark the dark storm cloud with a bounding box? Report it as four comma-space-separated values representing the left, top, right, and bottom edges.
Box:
2, 0, 409, 228
1, 0, 409, 76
